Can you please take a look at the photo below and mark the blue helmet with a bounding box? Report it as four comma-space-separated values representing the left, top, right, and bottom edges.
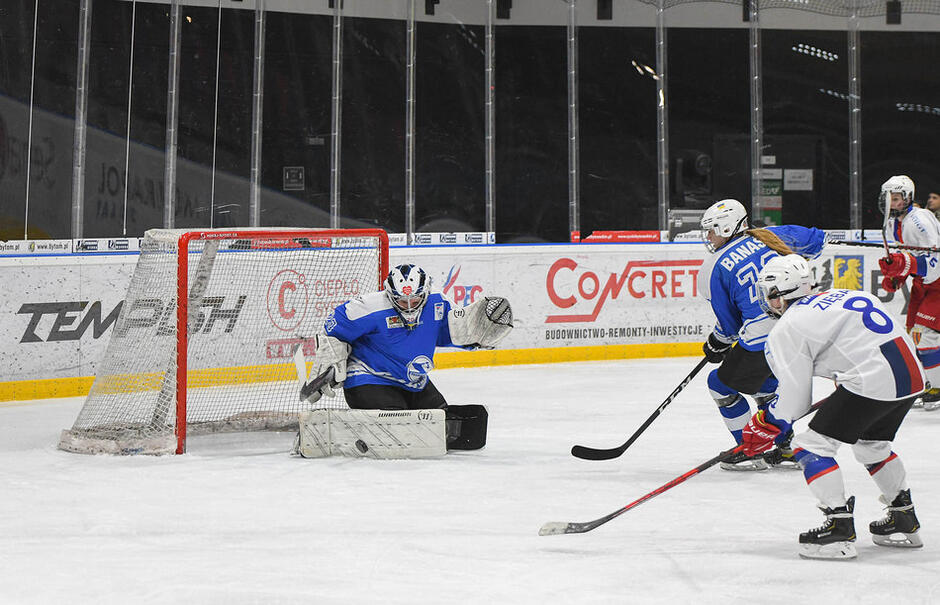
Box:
385, 264, 429, 328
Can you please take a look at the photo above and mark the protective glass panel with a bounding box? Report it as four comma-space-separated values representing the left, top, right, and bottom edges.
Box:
762, 29, 849, 229
0, 1, 39, 238
667, 26, 749, 215
415, 20, 485, 234
495, 25, 567, 243
341, 13, 406, 232
579, 26, 657, 234
861, 30, 940, 229
260, 11, 333, 228
83, 0, 169, 237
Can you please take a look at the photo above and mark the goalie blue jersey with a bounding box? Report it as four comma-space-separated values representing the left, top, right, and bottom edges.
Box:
699, 225, 827, 351
324, 291, 456, 391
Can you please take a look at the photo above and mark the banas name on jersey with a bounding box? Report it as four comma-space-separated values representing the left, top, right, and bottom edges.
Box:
765, 289, 926, 423
698, 225, 827, 351
325, 291, 456, 391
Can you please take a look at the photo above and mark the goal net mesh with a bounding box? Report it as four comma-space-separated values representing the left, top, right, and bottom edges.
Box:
59, 228, 387, 454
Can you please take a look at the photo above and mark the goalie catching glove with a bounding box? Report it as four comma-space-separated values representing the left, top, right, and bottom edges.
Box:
299, 334, 351, 403
447, 296, 514, 350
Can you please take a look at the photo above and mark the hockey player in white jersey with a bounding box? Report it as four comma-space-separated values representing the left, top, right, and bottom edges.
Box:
299, 263, 513, 452
878, 175, 940, 410
741, 254, 924, 560
698, 199, 827, 470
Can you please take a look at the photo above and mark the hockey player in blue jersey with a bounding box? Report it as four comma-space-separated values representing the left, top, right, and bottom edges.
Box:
301, 263, 513, 450
698, 199, 827, 470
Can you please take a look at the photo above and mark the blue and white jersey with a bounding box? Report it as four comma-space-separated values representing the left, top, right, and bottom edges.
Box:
698, 225, 827, 351
325, 291, 456, 392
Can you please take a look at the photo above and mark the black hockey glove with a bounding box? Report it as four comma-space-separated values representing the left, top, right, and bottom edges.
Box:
703, 333, 732, 364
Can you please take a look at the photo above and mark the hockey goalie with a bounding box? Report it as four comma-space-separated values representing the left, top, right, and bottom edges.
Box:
292, 263, 514, 459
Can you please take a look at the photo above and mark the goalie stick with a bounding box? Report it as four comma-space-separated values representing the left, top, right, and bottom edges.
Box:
570, 357, 709, 461
542, 400, 826, 536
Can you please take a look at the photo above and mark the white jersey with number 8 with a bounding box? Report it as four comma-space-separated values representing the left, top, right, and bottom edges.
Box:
765, 289, 926, 423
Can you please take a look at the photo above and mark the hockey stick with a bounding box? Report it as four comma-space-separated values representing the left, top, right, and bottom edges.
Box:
540, 445, 745, 535
828, 240, 940, 254
543, 399, 827, 536
570, 357, 709, 461
881, 189, 893, 258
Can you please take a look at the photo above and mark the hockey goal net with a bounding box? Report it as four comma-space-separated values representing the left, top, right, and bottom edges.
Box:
59, 228, 389, 455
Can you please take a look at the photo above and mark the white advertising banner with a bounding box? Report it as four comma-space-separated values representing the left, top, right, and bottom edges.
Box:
0, 242, 913, 395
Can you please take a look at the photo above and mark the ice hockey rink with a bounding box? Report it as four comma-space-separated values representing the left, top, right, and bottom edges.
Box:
3, 357, 939, 604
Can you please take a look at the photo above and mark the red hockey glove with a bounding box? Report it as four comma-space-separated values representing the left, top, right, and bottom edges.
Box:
742, 410, 787, 456
880, 275, 901, 293
879, 253, 916, 279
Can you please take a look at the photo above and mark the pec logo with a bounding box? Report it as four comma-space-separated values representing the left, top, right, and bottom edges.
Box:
406, 355, 433, 389
442, 265, 483, 306
266, 269, 309, 331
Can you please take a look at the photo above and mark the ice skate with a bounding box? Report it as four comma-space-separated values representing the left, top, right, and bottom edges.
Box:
870, 489, 923, 548
763, 431, 800, 470
799, 496, 857, 560
922, 388, 940, 412
720, 456, 769, 471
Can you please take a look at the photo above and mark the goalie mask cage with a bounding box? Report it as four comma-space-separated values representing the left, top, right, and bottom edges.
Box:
59, 228, 389, 455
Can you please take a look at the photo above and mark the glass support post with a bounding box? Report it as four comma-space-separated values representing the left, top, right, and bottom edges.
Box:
164, 0, 182, 229
748, 1, 763, 221
71, 0, 93, 238
329, 0, 344, 228
248, 0, 266, 227
567, 0, 579, 241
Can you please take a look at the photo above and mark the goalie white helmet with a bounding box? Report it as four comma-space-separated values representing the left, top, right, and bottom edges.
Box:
701, 199, 748, 252
881, 175, 916, 217
385, 264, 429, 328
756, 254, 814, 317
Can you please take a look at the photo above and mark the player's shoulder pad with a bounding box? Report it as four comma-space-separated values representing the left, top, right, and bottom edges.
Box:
343, 291, 394, 321
906, 207, 937, 233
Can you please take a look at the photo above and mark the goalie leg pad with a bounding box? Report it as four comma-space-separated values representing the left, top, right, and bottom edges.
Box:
445, 404, 488, 450
294, 409, 447, 459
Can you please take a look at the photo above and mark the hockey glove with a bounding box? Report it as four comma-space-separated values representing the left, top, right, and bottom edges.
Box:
880, 275, 901, 293
741, 410, 791, 456
879, 252, 917, 280
703, 333, 732, 364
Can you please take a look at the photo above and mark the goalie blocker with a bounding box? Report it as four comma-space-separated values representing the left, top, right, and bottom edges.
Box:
293, 404, 487, 459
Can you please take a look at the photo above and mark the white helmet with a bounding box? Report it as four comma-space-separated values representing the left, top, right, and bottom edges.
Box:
881, 175, 915, 217
385, 264, 429, 328
756, 254, 814, 317
701, 199, 748, 252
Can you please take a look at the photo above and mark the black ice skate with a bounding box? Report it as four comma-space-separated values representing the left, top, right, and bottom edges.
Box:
799, 496, 857, 560
763, 431, 800, 471
922, 387, 940, 412
870, 489, 923, 548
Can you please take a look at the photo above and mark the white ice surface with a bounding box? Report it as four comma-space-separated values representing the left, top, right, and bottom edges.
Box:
3, 358, 940, 604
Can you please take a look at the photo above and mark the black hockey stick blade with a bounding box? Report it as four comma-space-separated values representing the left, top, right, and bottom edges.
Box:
570, 357, 709, 461
540, 445, 743, 536
299, 366, 335, 402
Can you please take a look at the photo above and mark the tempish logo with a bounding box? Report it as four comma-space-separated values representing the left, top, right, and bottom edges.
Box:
545, 258, 703, 323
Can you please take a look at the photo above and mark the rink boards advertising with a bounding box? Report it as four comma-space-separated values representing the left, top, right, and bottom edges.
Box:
0, 240, 905, 401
